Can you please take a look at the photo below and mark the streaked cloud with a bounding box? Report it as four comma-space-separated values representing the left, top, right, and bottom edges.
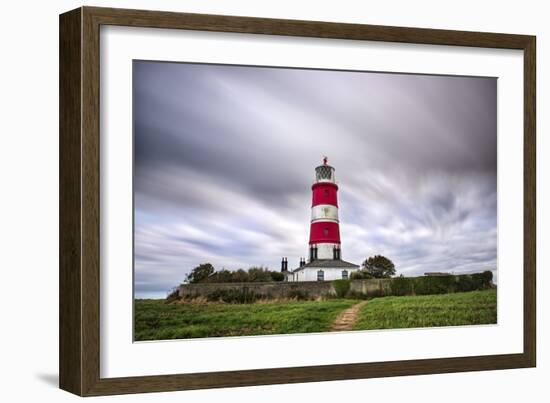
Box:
134, 61, 497, 298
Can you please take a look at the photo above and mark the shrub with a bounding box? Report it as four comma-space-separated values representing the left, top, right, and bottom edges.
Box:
332, 279, 351, 298
471, 271, 493, 289
455, 275, 476, 292
231, 269, 249, 282
248, 266, 274, 282
350, 270, 374, 280
482, 270, 494, 283
202, 269, 233, 283
165, 287, 181, 304
413, 275, 455, 295
201, 266, 286, 283
206, 288, 259, 303
390, 276, 414, 296
287, 289, 310, 300
270, 271, 285, 282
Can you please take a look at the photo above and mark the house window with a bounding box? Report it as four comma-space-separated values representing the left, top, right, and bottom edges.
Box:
317, 270, 324, 281
342, 270, 348, 280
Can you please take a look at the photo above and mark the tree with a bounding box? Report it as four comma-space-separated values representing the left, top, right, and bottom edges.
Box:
270, 271, 285, 282
202, 268, 232, 283
362, 255, 396, 278
231, 269, 249, 283
186, 263, 215, 283
186, 265, 285, 284
248, 266, 273, 282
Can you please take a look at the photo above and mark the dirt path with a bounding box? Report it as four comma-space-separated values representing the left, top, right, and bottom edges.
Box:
330, 301, 368, 331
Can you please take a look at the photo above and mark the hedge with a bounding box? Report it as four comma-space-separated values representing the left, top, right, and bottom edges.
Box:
332, 280, 351, 298
206, 288, 260, 303
392, 271, 493, 297
390, 276, 414, 296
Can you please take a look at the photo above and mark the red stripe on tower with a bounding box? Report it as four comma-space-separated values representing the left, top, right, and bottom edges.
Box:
309, 221, 341, 244
311, 182, 338, 207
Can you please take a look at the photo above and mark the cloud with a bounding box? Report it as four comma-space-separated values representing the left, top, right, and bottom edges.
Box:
133, 61, 497, 298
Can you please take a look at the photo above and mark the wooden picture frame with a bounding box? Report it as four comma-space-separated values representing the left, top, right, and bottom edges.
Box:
59, 6, 536, 396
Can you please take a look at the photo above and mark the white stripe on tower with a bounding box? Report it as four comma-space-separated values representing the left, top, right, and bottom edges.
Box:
311, 204, 339, 223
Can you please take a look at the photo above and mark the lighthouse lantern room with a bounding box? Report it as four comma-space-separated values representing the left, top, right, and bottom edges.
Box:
284, 158, 359, 282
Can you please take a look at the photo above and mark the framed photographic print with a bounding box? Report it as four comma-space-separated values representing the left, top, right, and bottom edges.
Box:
59, 6, 536, 396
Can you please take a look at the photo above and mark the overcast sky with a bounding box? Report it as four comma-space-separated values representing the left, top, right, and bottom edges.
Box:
133, 60, 497, 299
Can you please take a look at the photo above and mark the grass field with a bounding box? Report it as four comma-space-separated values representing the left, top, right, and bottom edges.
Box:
134, 289, 496, 341
354, 289, 497, 330
135, 298, 359, 341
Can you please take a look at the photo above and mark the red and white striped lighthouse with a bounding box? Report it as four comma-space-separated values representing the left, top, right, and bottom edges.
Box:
308, 157, 342, 262
282, 157, 359, 281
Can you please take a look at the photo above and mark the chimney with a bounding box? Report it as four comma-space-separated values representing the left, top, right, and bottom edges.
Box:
333, 245, 341, 260
300, 258, 305, 267
281, 257, 287, 272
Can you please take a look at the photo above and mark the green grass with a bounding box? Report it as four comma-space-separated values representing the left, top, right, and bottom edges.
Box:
135, 299, 359, 341
354, 289, 497, 330
135, 290, 497, 340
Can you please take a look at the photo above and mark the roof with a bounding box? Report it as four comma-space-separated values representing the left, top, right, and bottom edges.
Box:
291, 259, 359, 272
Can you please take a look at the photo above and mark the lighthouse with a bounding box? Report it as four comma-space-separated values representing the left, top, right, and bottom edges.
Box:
309, 156, 341, 262
284, 157, 359, 282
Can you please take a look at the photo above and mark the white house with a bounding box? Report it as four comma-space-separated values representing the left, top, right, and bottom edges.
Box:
285, 258, 360, 282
